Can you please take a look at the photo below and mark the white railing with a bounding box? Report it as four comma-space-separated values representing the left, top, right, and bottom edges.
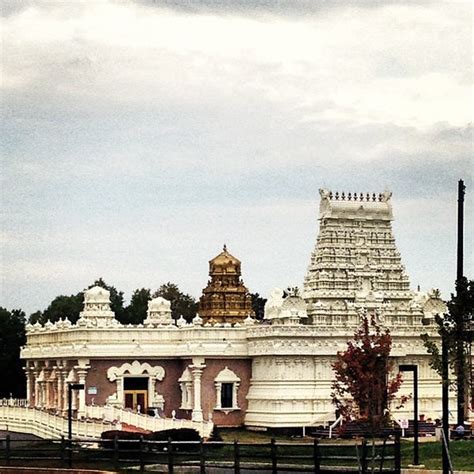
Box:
0, 398, 28, 407
0, 406, 114, 439
85, 405, 213, 438
0, 401, 214, 439
328, 414, 343, 439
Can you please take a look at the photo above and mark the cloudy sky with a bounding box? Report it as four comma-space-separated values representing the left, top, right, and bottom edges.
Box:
1, 0, 472, 315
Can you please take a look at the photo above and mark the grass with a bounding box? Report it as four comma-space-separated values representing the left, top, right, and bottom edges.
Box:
400, 439, 474, 471
220, 428, 474, 471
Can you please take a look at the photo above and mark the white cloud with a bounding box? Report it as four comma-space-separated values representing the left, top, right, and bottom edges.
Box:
1, 0, 472, 314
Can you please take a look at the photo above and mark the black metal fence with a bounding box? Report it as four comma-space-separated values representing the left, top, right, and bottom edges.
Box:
0, 434, 401, 473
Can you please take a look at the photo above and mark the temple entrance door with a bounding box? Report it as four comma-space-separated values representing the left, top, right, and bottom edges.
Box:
124, 390, 148, 412
123, 377, 148, 413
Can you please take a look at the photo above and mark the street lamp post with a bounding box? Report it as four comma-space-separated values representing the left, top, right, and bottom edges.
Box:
399, 364, 419, 466
67, 383, 85, 447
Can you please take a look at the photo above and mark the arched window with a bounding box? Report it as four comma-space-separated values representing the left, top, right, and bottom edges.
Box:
214, 367, 240, 411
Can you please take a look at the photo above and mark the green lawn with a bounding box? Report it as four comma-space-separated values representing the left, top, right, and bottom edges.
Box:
219, 428, 474, 471
401, 439, 474, 471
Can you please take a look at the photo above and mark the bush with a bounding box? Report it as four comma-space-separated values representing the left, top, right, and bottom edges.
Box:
147, 428, 201, 452
100, 430, 145, 451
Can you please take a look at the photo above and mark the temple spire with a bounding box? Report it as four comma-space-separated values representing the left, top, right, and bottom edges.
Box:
198, 246, 254, 324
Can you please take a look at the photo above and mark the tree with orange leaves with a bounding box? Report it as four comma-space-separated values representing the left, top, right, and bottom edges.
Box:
331, 314, 407, 431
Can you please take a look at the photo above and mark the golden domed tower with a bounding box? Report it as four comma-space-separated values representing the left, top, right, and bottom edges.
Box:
198, 245, 254, 324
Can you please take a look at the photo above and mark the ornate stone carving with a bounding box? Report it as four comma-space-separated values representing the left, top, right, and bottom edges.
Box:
145, 297, 173, 326
198, 245, 254, 324
107, 361, 165, 382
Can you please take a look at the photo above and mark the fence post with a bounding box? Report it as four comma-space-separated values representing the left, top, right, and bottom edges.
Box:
394, 432, 401, 474
113, 435, 119, 471
60, 435, 65, 465
234, 440, 240, 474
271, 438, 277, 474
313, 438, 320, 473
199, 438, 205, 474
379, 436, 387, 473
68, 436, 72, 468
139, 435, 144, 473
5, 434, 10, 466
167, 437, 173, 474
361, 439, 368, 474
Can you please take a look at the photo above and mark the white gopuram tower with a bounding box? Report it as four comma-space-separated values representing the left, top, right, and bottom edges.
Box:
304, 189, 428, 329
245, 189, 448, 428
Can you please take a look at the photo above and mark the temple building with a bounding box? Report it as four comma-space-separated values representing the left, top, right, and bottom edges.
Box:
198, 245, 254, 324
17, 189, 465, 437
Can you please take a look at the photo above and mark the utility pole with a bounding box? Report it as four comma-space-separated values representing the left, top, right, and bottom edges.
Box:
457, 179, 465, 282
456, 179, 466, 426
442, 336, 450, 474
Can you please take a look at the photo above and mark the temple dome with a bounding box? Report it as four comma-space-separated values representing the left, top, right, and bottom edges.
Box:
209, 245, 241, 275
148, 296, 171, 312
84, 286, 111, 304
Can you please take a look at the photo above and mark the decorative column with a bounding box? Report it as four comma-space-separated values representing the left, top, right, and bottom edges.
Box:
24, 366, 33, 407
34, 374, 40, 408
214, 382, 222, 409
232, 382, 240, 409
60, 369, 69, 413
75, 367, 89, 418
44, 370, 51, 409
66, 368, 77, 412
40, 382, 46, 408
116, 377, 124, 408
55, 366, 65, 413
190, 359, 206, 422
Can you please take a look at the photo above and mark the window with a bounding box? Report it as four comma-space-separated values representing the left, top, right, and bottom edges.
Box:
214, 367, 240, 412
221, 383, 233, 409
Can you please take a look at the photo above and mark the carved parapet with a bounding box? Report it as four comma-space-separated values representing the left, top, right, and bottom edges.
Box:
319, 188, 393, 221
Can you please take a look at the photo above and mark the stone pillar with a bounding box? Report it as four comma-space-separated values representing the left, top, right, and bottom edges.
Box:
55, 368, 64, 413
214, 382, 222, 409
186, 383, 192, 409
190, 361, 206, 422
60, 369, 69, 413
232, 382, 240, 409
148, 377, 155, 408
24, 367, 33, 407
34, 375, 40, 408
40, 382, 46, 408
44, 372, 51, 409
75, 368, 89, 418
116, 377, 124, 408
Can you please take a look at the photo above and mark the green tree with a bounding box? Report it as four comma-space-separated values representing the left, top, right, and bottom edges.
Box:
331, 315, 406, 432
28, 310, 43, 324
0, 308, 26, 397
29, 278, 126, 325
250, 292, 267, 320
422, 277, 473, 424
153, 282, 197, 322
41, 293, 84, 324
29, 293, 84, 325
124, 288, 151, 324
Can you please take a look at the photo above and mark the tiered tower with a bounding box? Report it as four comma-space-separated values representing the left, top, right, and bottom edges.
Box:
198, 245, 254, 324
303, 189, 426, 328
